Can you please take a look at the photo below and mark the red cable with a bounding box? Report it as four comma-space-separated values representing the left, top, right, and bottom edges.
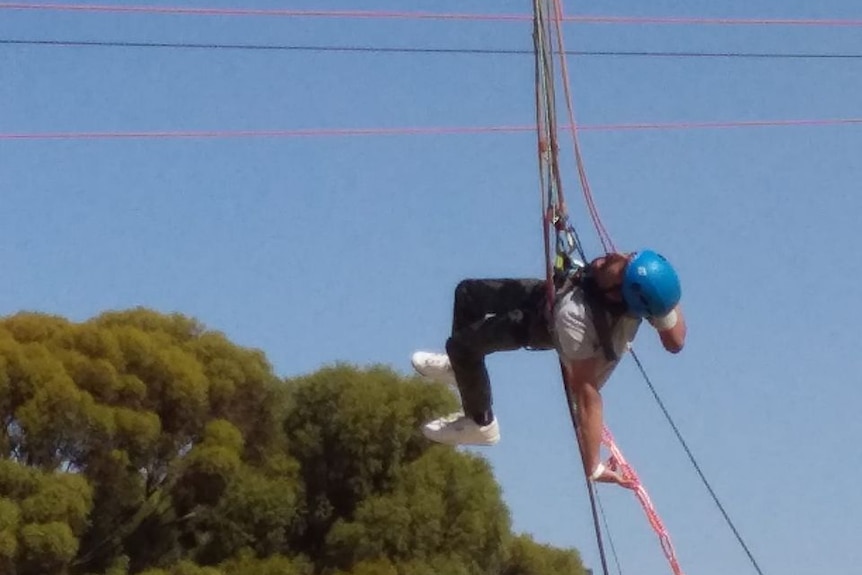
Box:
0, 3, 530, 20
1, 118, 860, 140
0, 126, 534, 140
564, 14, 862, 27
2, 3, 862, 27
551, 0, 615, 253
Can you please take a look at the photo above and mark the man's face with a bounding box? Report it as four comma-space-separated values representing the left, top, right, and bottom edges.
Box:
589, 252, 632, 302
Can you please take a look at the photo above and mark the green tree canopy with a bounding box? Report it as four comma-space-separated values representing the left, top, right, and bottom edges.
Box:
503, 534, 588, 575
0, 309, 587, 575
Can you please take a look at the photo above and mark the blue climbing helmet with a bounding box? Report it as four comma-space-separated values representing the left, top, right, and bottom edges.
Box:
622, 250, 681, 318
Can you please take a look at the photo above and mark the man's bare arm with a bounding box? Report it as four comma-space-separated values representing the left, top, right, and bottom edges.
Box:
561, 358, 634, 487
561, 358, 604, 475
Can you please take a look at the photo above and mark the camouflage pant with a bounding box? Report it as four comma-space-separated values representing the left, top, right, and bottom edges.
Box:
445, 278, 554, 420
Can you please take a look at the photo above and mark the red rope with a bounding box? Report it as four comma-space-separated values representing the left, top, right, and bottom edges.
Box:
3, 3, 862, 27
602, 426, 685, 575
1, 118, 860, 140
550, 0, 615, 253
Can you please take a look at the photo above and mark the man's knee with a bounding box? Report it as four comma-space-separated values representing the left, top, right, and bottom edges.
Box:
453, 279, 482, 304
446, 335, 479, 363
447, 312, 532, 358
448, 331, 510, 372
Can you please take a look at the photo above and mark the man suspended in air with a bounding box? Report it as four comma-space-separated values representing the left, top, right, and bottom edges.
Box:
411, 250, 686, 487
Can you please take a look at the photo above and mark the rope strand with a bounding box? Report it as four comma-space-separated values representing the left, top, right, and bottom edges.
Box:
595, 492, 625, 575
3, 3, 862, 27
534, 3, 612, 573
629, 350, 766, 575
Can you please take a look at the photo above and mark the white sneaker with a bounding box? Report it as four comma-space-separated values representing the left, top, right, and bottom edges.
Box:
411, 351, 456, 385
422, 412, 500, 446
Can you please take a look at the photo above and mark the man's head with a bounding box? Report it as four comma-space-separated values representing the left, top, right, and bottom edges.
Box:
589, 250, 681, 317
588, 252, 631, 304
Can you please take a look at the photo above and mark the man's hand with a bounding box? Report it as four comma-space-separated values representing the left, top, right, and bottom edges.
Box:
597, 468, 636, 489
593, 461, 637, 489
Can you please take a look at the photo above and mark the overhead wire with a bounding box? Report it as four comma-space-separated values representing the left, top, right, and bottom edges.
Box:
6, 39, 862, 59
3, 2, 862, 27
551, 0, 614, 253
2, 118, 861, 141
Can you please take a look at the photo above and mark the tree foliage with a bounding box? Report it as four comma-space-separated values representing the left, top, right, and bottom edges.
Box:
0, 309, 587, 574
502, 534, 588, 575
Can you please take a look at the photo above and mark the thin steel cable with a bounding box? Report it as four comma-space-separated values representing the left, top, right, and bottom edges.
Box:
629, 349, 766, 575
595, 491, 625, 575
8, 38, 862, 60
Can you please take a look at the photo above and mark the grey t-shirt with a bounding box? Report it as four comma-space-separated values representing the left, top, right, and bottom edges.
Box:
552, 287, 642, 388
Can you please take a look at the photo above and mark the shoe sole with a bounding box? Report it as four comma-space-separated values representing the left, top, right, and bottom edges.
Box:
421, 428, 500, 447
413, 371, 457, 386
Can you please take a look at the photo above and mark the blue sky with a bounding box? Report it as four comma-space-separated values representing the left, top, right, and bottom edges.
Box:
2, 1, 861, 574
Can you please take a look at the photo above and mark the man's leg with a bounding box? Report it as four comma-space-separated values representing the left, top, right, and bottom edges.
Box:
446, 278, 552, 424
451, 278, 549, 335
412, 278, 551, 383
417, 278, 554, 446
